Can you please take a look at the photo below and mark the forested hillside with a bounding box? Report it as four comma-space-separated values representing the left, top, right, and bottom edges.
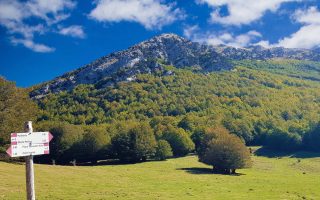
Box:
36, 60, 320, 146
2, 58, 320, 164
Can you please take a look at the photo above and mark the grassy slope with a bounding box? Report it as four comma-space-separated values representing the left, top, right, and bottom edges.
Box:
1, 150, 320, 200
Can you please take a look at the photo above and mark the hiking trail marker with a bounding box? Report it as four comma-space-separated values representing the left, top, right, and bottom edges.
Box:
7, 131, 53, 157
6, 121, 53, 200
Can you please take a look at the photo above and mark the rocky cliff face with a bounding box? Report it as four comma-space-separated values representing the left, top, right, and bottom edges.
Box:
31, 33, 320, 98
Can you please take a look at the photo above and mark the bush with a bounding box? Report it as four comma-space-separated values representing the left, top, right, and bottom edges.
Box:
266, 128, 302, 151
155, 140, 173, 160
161, 125, 195, 156
198, 126, 252, 174
111, 122, 157, 162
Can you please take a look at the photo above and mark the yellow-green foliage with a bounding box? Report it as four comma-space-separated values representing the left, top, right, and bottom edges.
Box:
37, 61, 320, 144
0, 77, 38, 144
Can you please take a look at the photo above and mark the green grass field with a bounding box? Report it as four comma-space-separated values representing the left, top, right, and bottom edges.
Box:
1, 149, 320, 200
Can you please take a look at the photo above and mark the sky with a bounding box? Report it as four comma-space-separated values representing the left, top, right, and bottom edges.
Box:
0, 0, 320, 87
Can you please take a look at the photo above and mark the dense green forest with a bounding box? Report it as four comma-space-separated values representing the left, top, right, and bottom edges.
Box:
1, 59, 320, 164
38, 60, 320, 142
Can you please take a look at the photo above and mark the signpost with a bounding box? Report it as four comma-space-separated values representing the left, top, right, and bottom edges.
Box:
7, 132, 53, 157
6, 121, 53, 200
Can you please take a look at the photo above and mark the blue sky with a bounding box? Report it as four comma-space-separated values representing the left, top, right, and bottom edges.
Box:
0, 0, 320, 87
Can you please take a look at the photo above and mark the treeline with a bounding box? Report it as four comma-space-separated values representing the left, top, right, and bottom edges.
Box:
33, 117, 320, 166
1, 60, 320, 164
34, 119, 194, 164
34, 120, 253, 174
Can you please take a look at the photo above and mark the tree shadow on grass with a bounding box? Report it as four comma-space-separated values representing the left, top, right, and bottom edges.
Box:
177, 167, 245, 176
254, 147, 320, 158
77, 159, 144, 166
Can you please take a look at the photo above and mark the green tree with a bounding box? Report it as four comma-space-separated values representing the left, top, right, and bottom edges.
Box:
191, 127, 206, 152
0, 77, 38, 144
162, 125, 195, 156
266, 128, 302, 151
111, 122, 157, 162
196, 126, 230, 159
48, 123, 84, 164
155, 140, 173, 160
72, 126, 111, 163
198, 127, 252, 174
303, 123, 320, 152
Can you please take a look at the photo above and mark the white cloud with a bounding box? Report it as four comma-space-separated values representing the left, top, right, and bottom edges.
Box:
184, 25, 262, 48
25, 0, 76, 24
11, 37, 55, 53
255, 40, 271, 48
277, 25, 320, 49
0, 0, 24, 21
185, 6, 320, 50
293, 6, 320, 25
58, 25, 85, 38
197, 0, 298, 26
89, 0, 183, 30
183, 25, 199, 38
0, 0, 78, 52
276, 7, 320, 49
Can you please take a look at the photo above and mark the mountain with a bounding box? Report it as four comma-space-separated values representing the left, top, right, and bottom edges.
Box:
29, 34, 320, 146
31, 33, 320, 98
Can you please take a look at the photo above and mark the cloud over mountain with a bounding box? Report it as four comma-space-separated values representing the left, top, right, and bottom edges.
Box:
89, 0, 184, 30
197, 0, 298, 26
277, 7, 320, 49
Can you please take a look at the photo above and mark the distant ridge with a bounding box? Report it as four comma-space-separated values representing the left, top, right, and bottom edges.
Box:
31, 33, 320, 97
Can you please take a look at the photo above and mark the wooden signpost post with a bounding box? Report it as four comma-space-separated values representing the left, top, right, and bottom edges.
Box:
6, 121, 53, 200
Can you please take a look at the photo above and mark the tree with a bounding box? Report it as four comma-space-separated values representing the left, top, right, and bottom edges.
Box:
155, 140, 173, 160
0, 77, 38, 144
111, 122, 157, 162
161, 125, 195, 156
72, 126, 111, 163
303, 123, 320, 152
48, 123, 84, 164
198, 126, 252, 174
266, 128, 302, 151
178, 115, 196, 131
197, 126, 230, 159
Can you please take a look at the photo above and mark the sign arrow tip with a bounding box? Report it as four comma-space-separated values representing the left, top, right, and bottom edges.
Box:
6, 146, 12, 157
48, 132, 53, 142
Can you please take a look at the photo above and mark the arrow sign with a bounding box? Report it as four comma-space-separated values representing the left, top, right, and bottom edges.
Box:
9, 143, 50, 157
6, 146, 12, 157
11, 132, 53, 144
6, 132, 53, 157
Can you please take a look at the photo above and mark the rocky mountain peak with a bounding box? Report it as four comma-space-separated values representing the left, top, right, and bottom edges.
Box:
31, 33, 320, 98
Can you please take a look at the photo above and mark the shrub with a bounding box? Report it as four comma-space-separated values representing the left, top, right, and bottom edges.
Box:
161, 125, 195, 156
198, 126, 252, 174
155, 140, 173, 160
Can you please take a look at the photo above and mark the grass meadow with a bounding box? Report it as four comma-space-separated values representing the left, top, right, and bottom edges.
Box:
0, 148, 320, 200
